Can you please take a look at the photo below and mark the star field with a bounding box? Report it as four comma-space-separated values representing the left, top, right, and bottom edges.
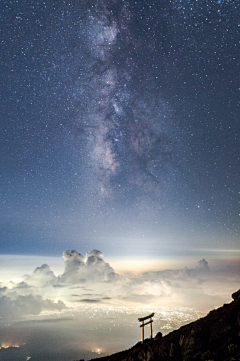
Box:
0, 0, 239, 256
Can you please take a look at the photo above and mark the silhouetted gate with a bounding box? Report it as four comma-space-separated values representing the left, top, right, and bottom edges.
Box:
138, 312, 154, 343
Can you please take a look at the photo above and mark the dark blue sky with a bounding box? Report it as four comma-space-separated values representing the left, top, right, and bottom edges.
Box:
1, 0, 239, 257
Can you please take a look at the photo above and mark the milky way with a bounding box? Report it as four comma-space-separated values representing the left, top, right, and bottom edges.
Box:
74, 0, 180, 202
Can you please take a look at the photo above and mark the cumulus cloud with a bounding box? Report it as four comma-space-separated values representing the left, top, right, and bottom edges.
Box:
13, 281, 31, 289
1, 251, 239, 320
24, 264, 57, 286
0, 294, 66, 319
59, 249, 117, 283
60, 250, 85, 283
195, 258, 210, 272
85, 250, 116, 281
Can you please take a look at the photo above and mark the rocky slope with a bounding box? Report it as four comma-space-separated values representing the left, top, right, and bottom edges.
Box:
90, 290, 240, 361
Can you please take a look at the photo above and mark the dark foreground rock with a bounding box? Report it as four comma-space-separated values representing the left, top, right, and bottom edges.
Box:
90, 290, 240, 361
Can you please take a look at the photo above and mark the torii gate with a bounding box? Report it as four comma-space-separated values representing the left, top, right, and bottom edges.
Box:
138, 312, 155, 343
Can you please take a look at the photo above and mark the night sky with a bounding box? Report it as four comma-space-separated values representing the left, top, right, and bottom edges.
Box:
1, 0, 239, 257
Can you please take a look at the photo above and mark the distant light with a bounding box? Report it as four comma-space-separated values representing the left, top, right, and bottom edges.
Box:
0, 344, 21, 349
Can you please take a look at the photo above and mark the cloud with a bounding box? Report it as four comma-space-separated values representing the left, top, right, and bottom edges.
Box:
60, 250, 85, 283
195, 258, 210, 272
14, 281, 31, 289
0, 286, 7, 294
1, 251, 239, 320
22, 264, 57, 288
0, 294, 66, 319
139, 259, 210, 283
78, 299, 101, 303
33, 264, 57, 283
85, 250, 116, 281
59, 249, 117, 283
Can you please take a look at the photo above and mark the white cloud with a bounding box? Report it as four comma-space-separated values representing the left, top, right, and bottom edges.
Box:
85, 250, 116, 281
60, 250, 85, 283
0, 294, 65, 319
59, 249, 117, 283
24, 264, 57, 286
0, 252, 239, 320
